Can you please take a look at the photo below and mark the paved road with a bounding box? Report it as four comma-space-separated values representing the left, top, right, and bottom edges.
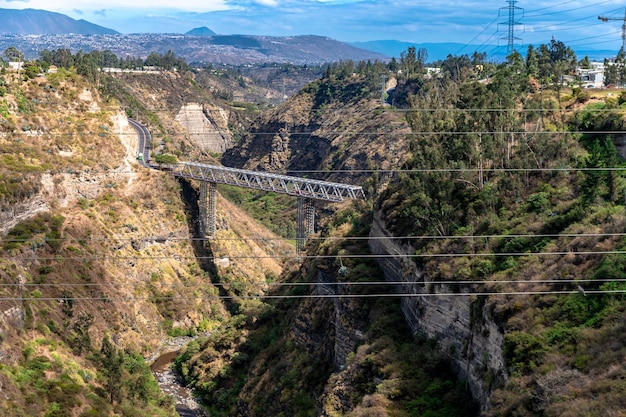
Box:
129, 118, 151, 167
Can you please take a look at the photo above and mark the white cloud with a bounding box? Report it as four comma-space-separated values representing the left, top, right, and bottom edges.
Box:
0, 0, 230, 12
253, 0, 279, 6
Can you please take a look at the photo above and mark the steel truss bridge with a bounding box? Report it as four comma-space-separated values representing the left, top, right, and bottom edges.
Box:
169, 162, 366, 250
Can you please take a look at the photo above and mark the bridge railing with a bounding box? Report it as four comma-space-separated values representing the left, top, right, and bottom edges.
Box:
169, 161, 365, 202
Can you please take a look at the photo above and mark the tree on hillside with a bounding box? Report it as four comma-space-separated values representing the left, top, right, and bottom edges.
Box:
99, 50, 120, 68
526, 45, 539, 77
471, 51, 487, 65
388, 57, 399, 72
399, 46, 427, 79
537, 38, 576, 103
39, 48, 70, 68
4, 46, 23, 63
604, 58, 619, 86
578, 55, 591, 69
100, 335, 123, 404
153, 153, 178, 167
614, 47, 626, 85
4, 46, 24, 79
144, 52, 162, 68
144, 50, 190, 72
441, 54, 472, 81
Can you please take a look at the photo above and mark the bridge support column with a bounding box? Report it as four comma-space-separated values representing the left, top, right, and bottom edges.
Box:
199, 182, 217, 238
296, 197, 315, 251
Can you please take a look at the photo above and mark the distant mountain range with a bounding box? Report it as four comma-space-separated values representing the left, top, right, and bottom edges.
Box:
0, 8, 386, 64
0, 8, 619, 64
0, 33, 388, 65
0, 8, 118, 35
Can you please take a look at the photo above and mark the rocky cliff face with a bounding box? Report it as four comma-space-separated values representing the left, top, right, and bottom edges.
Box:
175, 103, 234, 153
314, 268, 368, 369
289, 266, 368, 371
369, 210, 508, 409
221, 91, 411, 186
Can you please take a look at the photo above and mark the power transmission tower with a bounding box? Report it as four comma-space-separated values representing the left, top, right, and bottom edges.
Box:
598, 9, 626, 51
499, 0, 524, 54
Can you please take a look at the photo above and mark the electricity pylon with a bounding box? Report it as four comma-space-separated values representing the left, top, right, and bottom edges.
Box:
499, 0, 524, 54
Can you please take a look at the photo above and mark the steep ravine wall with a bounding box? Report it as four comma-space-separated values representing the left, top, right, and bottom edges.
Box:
368, 210, 508, 410
290, 268, 368, 371
314, 269, 367, 370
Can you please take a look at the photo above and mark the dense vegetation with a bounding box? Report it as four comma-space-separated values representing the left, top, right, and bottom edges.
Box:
177, 41, 626, 417
0, 335, 175, 417
175, 208, 479, 416
3, 37, 626, 417
379, 45, 626, 415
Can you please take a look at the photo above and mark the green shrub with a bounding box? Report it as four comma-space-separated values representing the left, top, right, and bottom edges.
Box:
503, 331, 546, 374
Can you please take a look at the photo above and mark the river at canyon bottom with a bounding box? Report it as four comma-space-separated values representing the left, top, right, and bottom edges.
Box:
151, 350, 207, 417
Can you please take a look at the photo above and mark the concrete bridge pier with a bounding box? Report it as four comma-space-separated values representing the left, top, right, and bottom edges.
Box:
297, 197, 315, 251
199, 181, 217, 238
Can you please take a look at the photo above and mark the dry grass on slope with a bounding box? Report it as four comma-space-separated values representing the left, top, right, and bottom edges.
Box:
209, 192, 295, 297
0, 69, 230, 353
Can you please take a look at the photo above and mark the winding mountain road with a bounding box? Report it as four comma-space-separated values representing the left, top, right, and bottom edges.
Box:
129, 118, 151, 166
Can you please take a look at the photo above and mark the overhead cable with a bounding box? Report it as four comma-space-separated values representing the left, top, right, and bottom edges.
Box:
2, 249, 626, 261
2, 288, 625, 301
4, 231, 626, 243
2, 277, 626, 289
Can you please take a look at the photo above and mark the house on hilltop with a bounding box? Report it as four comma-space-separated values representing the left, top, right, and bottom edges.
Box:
576, 62, 605, 88
7, 61, 24, 71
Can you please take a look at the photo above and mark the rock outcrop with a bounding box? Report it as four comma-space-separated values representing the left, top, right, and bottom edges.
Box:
175, 103, 233, 153
289, 267, 369, 375
368, 210, 508, 410
313, 269, 367, 370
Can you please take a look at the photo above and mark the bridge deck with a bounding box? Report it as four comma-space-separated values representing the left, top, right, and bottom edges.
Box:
170, 162, 365, 202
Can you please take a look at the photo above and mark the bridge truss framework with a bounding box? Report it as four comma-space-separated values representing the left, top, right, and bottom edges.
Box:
170, 162, 366, 250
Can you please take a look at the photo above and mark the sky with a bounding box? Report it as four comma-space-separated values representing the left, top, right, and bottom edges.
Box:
0, 0, 625, 51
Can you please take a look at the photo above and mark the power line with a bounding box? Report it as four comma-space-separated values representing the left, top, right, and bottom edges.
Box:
2, 289, 625, 302
529, 22, 606, 35
524, 0, 616, 18
3, 278, 626, 289
525, 0, 584, 14
8, 164, 626, 178
598, 8, 626, 50
455, 16, 500, 55
2, 250, 626, 261
284, 167, 626, 173
0, 107, 623, 135
4, 232, 626, 243
4, 131, 626, 147
5, 129, 625, 139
